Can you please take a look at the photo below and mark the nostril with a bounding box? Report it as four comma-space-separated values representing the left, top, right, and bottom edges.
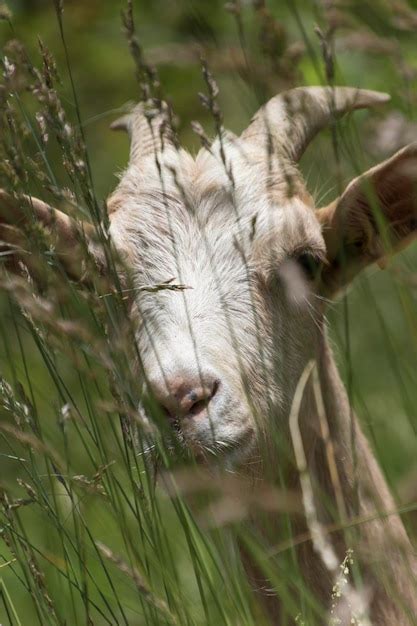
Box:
150, 372, 220, 422
210, 379, 220, 400
180, 379, 219, 417
161, 377, 221, 421
188, 400, 205, 417
189, 384, 218, 417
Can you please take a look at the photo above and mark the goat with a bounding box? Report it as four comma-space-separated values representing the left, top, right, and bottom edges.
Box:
1, 87, 417, 624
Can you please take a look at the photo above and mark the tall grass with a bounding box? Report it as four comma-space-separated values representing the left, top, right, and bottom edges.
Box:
1, 1, 417, 625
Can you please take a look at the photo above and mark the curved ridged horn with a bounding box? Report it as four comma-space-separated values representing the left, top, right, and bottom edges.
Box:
241, 86, 390, 162
111, 100, 177, 167
0, 190, 104, 284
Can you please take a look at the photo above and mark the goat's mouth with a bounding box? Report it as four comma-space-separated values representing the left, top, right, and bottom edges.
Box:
135, 393, 256, 469
136, 416, 256, 473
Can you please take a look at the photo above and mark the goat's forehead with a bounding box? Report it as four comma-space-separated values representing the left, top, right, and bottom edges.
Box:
109, 142, 323, 264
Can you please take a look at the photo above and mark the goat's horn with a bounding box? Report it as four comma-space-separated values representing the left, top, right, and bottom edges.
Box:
111, 100, 176, 167
241, 87, 390, 162
0, 190, 104, 284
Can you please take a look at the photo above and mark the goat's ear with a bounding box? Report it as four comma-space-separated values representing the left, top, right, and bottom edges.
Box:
317, 143, 417, 295
0, 190, 107, 288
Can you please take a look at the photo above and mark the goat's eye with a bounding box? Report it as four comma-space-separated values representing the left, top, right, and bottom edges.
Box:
293, 251, 322, 281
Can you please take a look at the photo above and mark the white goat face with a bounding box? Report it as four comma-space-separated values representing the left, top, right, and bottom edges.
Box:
101, 87, 416, 466
108, 134, 327, 465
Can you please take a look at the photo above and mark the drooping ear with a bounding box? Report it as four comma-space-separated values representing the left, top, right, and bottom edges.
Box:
0, 190, 107, 288
317, 143, 417, 295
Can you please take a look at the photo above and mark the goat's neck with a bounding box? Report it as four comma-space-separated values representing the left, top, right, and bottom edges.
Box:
243, 333, 417, 625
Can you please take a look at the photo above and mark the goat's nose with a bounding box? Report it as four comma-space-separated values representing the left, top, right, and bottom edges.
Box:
151, 372, 219, 419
